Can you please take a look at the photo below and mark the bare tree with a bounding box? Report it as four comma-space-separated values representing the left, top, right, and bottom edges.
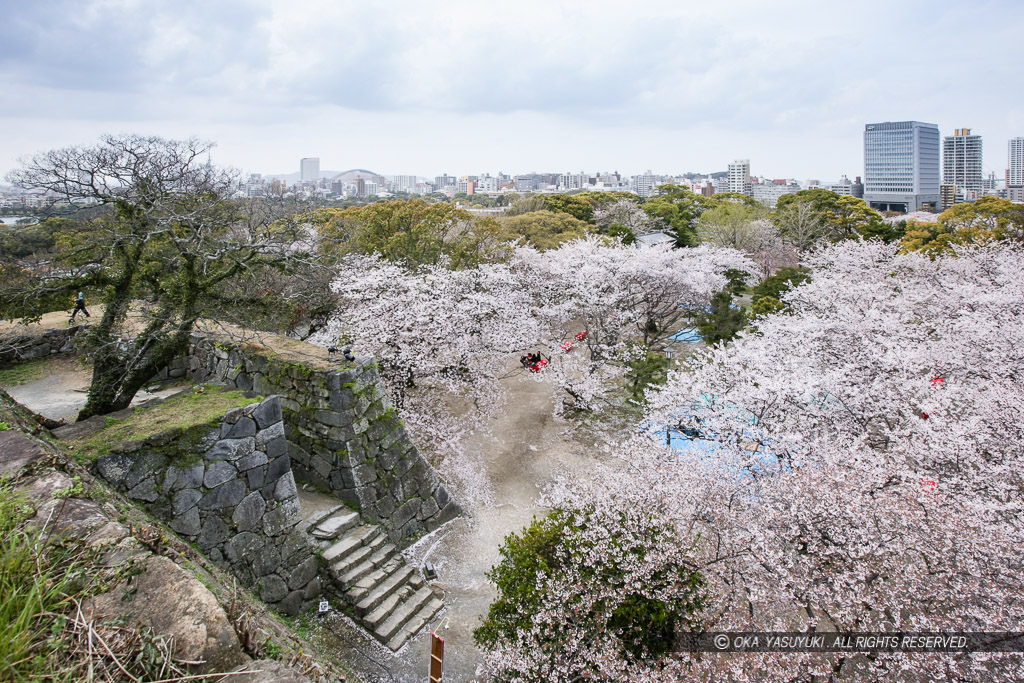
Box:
3, 134, 322, 419
773, 199, 827, 252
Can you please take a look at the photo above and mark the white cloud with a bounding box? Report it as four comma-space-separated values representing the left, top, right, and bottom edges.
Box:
1, 0, 1022, 180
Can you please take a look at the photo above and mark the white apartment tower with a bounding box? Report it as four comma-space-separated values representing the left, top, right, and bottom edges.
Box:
863, 121, 940, 213
943, 128, 983, 193
633, 171, 659, 198
1008, 137, 1024, 187
300, 157, 320, 183
727, 159, 751, 195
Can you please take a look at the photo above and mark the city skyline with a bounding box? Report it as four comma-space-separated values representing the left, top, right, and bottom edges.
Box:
1, 1, 1022, 182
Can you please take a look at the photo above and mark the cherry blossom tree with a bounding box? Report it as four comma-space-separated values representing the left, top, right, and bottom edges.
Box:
312, 238, 757, 501
311, 255, 540, 504
477, 239, 1024, 681
511, 236, 757, 412
593, 198, 661, 236
628, 239, 1024, 680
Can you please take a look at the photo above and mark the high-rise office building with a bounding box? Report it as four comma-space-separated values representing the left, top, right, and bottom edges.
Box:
863, 121, 940, 212
1008, 137, 1024, 187
727, 159, 751, 195
300, 157, 320, 183
943, 128, 983, 194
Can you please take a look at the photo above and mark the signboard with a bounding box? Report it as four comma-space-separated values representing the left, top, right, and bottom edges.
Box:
429, 632, 444, 682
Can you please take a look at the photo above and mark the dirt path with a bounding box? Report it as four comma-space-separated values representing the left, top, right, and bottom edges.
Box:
322, 369, 621, 682
1, 355, 187, 423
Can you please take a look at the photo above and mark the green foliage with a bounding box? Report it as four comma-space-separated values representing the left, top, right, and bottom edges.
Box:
899, 197, 1024, 256
856, 218, 905, 243
774, 189, 887, 243
695, 200, 767, 247
501, 210, 590, 250
751, 295, 786, 318
475, 502, 707, 672
0, 217, 75, 260
693, 289, 746, 344
0, 480, 86, 680
641, 184, 712, 247
751, 267, 810, 307
607, 223, 637, 245
709, 191, 762, 209
724, 268, 750, 295
625, 349, 669, 401
316, 198, 502, 268
540, 194, 596, 223
508, 192, 629, 225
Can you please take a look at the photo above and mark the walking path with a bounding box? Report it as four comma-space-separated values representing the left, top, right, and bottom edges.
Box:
316, 369, 620, 682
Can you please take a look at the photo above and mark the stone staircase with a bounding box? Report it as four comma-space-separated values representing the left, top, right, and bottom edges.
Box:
306, 506, 444, 651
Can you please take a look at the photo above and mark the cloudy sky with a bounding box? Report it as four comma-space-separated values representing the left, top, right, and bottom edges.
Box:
1, 0, 1021, 182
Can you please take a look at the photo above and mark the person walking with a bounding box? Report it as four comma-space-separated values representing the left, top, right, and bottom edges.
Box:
70, 291, 90, 323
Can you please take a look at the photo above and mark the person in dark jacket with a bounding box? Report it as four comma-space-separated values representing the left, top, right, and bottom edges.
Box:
71, 291, 90, 322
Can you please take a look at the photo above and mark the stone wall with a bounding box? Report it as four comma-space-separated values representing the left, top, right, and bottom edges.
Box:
94, 395, 321, 615
186, 337, 460, 547
0, 325, 79, 366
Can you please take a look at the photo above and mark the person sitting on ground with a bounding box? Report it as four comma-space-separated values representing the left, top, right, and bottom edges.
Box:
71, 290, 90, 322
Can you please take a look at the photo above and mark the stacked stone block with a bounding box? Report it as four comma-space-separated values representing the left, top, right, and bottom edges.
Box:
95, 396, 321, 615
186, 337, 460, 547
0, 326, 79, 366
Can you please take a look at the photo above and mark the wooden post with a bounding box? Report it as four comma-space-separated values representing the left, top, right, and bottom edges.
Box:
429, 632, 444, 682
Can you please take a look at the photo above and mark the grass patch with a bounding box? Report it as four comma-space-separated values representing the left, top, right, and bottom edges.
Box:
0, 480, 90, 680
69, 385, 261, 463
0, 358, 54, 387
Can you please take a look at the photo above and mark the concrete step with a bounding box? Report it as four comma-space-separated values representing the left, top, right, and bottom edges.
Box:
322, 524, 379, 564
374, 585, 436, 642
386, 597, 444, 651
303, 504, 344, 532
336, 542, 397, 587
347, 556, 403, 599
329, 542, 376, 580
363, 588, 406, 632
353, 564, 415, 615
312, 509, 360, 540
327, 528, 387, 577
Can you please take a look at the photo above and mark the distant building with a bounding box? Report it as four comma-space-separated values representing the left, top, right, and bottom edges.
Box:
434, 174, 457, 190
633, 171, 659, 198
851, 176, 864, 198
514, 175, 536, 192
635, 231, 676, 248
940, 184, 958, 211
829, 175, 854, 196
727, 159, 751, 195
300, 157, 320, 183
391, 175, 417, 193
1008, 137, 1024, 192
943, 128, 983, 197
750, 179, 799, 207
863, 121, 940, 213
